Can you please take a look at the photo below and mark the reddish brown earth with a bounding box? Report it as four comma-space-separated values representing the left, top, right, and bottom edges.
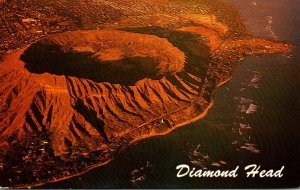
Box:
0, 30, 189, 155
0, 1, 293, 187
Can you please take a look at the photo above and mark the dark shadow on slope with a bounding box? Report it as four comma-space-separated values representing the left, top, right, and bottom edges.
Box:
72, 99, 109, 143
120, 26, 211, 78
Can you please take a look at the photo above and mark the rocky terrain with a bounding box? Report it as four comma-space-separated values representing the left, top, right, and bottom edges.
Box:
0, 0, 292, 187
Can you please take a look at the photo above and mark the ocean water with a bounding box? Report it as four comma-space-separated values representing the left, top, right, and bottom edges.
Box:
42, 0, 300, 188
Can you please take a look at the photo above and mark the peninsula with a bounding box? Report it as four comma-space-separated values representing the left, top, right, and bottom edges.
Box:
0, 0, 291, 187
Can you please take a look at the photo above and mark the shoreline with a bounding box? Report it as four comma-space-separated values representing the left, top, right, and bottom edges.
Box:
14, 79, 234, 189
0, 0, 294, 188
7, 31, 290, 189
3, 12, 292, 190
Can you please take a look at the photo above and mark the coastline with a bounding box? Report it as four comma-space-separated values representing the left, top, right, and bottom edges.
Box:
14, 87, 225, 189
9, 31, 291, 189
0, 2, 292, 187
1, 0, 298, 188
7, 31, 291, 188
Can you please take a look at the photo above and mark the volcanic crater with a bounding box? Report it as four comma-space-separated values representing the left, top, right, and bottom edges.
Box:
0, 1, 292, 186
21, 30, 185, 85
0, 27, 212, 161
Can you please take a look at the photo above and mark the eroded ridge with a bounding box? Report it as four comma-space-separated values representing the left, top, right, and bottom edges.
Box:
0, 27, 212, 187
0, 0, 292, 187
